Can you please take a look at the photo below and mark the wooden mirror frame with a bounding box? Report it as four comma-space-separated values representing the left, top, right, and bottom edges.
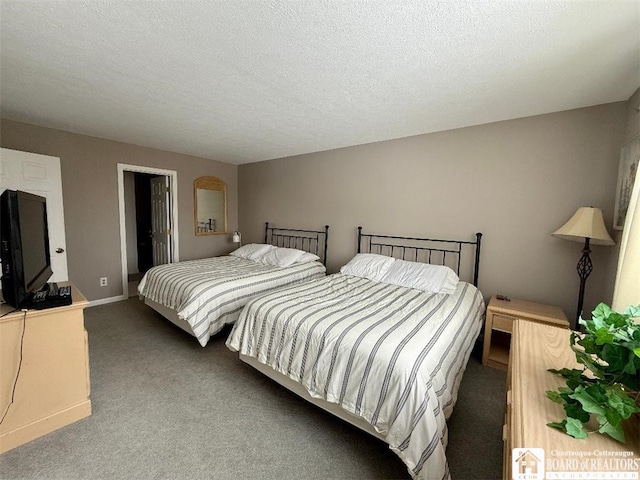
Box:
194, 176, 227, 236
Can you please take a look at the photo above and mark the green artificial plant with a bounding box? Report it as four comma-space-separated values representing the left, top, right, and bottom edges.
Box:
546, 302, 640, 443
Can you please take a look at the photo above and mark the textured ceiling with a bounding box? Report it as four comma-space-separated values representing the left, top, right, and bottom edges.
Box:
1, 1, 639, 165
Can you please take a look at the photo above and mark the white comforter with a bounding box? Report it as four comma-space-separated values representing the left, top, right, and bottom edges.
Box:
226, 273, 484, 480
138, 256, 326, 346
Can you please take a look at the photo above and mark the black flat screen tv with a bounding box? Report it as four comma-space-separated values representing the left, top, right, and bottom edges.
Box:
1, 189, 53, 309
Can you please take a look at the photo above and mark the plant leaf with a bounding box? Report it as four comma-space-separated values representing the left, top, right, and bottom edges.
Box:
569, 387, 606, 416
546, 390, 565, 404
594, 327, 615, 345
590, 303, 611, 328
571, 346, 605, 379
565, 417, 588, 439
585, 384, 607, 404
547, 420, 566, 431
547, 367, 583, 379
578, 335, 598, 354
606, 312, 628, 329
605, 408, 622, 427
596, 415, 626, 443
623, 305, 640, 317
622, 350, 640, 375
600, 344, 629, 373
564, 402, 590, 423
606, 387, 640, 419
592, 302, 611, 319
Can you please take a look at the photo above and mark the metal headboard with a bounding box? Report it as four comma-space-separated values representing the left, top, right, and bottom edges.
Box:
265, 222, 329, 266
357, 226, 483, 286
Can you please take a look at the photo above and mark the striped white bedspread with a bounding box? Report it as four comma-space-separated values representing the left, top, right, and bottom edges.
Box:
226, 273, 484, 480
138, 256, 326, 346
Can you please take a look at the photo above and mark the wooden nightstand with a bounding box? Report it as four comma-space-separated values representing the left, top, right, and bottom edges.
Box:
482, 296, 569, 370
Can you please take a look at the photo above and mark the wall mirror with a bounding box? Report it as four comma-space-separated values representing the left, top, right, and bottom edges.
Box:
194, 176, 227, 235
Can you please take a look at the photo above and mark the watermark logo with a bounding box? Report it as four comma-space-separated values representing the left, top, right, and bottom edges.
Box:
512, 448, 638, 479
512, 448, 545, 480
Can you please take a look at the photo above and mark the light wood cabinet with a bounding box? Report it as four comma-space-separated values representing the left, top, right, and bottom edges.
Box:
482, 296, 569, 370
0, 283, 91, 453
504, 320, 639, 480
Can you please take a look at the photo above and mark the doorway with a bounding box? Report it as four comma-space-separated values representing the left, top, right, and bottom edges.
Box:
117, 164, 179, 300
124, 172, 155, 296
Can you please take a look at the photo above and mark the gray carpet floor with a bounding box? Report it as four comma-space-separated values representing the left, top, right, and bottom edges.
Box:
0, 297, 506, 479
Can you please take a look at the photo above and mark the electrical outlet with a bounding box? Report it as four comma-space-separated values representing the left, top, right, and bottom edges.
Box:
100, 277, 108, 287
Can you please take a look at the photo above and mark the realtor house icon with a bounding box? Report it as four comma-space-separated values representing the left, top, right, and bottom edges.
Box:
512, 448, 545, 480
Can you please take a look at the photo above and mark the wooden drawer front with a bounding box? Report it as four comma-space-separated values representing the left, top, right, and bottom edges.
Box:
492, 313, 514, 333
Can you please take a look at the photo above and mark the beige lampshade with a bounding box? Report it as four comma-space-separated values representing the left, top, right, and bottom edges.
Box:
552, 207, 615, 246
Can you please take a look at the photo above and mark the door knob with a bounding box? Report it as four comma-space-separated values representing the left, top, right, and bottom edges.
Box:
56, 248, 65, 253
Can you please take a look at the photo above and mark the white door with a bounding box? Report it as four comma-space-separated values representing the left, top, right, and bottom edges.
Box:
150, 175, 170, 266
0, 148, 69, 282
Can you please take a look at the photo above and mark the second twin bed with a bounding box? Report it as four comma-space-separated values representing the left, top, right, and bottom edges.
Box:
226, 227, 484, 480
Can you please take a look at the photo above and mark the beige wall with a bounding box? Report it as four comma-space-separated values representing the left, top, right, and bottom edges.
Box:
239, 102, 629, 322
0, 119, 238, 301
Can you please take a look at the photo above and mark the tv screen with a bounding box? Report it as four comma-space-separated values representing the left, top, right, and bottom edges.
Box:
1, 189, 53, 308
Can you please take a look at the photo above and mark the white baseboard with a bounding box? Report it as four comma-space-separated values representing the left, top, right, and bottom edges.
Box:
87, 294, 127, 308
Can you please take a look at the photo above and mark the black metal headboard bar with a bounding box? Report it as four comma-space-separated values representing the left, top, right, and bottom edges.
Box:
357, 226, 483, 286
265, 222, 330, 266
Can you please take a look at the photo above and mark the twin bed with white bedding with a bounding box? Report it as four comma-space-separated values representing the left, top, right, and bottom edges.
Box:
138, 223, 329, 346
226, 228, 484, 480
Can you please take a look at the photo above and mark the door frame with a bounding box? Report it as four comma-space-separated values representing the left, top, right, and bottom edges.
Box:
117, 163, 179, 300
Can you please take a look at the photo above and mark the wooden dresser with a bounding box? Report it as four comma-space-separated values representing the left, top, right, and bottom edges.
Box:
504, 320, 639, 479
0, 283, 91, 453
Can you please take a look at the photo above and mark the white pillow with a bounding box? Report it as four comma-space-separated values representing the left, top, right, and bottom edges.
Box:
339, 254, 396, 282
260, 247, 307, 267
381, 260, 459, 294
297, 251, 321, 264
229, 243, 276, 261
